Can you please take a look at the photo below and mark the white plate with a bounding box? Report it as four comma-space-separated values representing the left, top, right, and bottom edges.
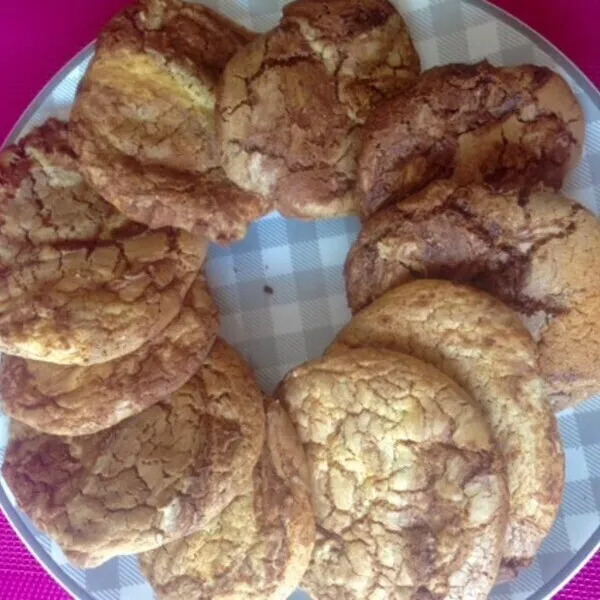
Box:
1, 1, 600, 599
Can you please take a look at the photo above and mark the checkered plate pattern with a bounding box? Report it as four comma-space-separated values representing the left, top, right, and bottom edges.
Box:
1, 1, 600, 599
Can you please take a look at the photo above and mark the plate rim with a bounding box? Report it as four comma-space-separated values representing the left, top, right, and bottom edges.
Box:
1, 2, 600, 599
2, 42, 95, 149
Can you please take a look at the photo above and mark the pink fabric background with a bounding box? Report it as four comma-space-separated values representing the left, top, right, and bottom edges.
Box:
1, 0, 600, 598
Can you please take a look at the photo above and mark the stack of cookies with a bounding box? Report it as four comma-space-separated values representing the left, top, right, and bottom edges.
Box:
0, 119, 316, 597
0, 0, 598, 598
0, 1, 318, 597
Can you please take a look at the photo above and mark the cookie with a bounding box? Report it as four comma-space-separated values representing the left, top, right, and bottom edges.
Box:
330, 280, 564, 575
1, 339, 265, 568
69, 0, 268, 244
139, 399, 315, 600
345, 181, 600, 409
279, 347, 508, 599
217, 0, 420, 218
0, 119, 205, 365
359, 61, 584, 215
0, 274, 219, 435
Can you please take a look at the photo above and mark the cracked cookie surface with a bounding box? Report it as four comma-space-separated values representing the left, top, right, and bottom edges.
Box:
331, 280, 564, 576
69, 0, 268, 244
217, 0, 420, 218
359, 61, 584, 216
345, 181, 600, 409
279, 347, 508, 600
0, 274, 219, 435
0, 119, 205, 365
139, 399, 315, 600
1, 339, 265, 568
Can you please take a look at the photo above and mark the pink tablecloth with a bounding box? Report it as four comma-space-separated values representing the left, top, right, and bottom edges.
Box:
1, 1, 600, 598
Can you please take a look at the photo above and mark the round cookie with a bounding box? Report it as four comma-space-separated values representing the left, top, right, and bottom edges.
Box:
0, 274, 219, 435
331, 280, 564, 576
0, 119, 205, 365
1, 339, 265, 568
279, 348, 508, 600
69, 0, 268, 244
345, 181, 600, 409
217, 0, 420, 218
139, 399, 315, 600
359, 61, 584, 215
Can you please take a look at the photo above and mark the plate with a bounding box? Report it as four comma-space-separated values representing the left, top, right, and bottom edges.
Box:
1, 1, 600, 599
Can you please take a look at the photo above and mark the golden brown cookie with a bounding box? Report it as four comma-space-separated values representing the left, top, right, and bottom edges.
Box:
330, 280, 564, 576
217, 0, 420, 218
139, 399, 315, 600
69, 0, 268, 244
0, 274, 219, 435
279, 348, 508, 600
359, 61, 584, 215
1, 339, 265, 568
345, 181, 600, 409
0, 119, 205, 365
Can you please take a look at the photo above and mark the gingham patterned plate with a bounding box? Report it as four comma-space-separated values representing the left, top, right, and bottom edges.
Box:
1, 1, 600, 599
